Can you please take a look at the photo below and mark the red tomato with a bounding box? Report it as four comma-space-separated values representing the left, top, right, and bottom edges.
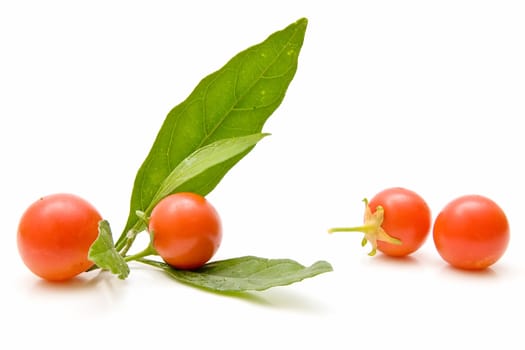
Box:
370, 187, 432, 257
17, 193, 102, 281
149, 192, 222, 270
329, 187, 431, 256
433, 195, 509, 270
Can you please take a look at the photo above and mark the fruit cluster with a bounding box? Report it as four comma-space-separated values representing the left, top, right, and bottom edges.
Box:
329, 187, 510, 270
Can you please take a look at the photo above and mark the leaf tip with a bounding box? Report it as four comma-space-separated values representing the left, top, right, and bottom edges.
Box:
313, 260, 334, 273
296, 17, 308, 27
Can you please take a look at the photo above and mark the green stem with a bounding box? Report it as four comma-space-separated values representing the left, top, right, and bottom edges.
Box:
124, 244, 157, 262
116, 221, 146, 253
327, 225, 372, 234
135, 257, 164, 269
119, 235, 135, 256
116, 210, 150, 254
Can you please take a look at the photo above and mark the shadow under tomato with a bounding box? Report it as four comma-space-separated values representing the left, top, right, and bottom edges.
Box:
439, 264, 501, 280
371, 253, 423, 267
30, 269, 127, 295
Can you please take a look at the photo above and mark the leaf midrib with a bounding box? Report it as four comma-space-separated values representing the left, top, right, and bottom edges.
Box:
186, 24, 301, 157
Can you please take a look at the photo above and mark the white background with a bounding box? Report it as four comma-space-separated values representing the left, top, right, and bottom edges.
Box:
2, 1, 524, 349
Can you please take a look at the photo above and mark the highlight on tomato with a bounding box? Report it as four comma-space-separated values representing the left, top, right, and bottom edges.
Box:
17, 193, 102, 281
328, 187, 432, 257
148, 192, 222, 270
433, 194, 510, 270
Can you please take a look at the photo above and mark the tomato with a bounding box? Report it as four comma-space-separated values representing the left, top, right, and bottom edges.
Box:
433, 195, 509, 270
148, 192, 222, 270
17, 193, 102, 281
329, 187, 431, 257
370, 187, 432, 257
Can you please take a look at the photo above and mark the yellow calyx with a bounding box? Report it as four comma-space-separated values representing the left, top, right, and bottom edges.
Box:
328, 198, 402, 256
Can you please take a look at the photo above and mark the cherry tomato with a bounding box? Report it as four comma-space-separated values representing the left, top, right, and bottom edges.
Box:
329, 187, 431, 257
148, 192, 222, 270
370, 187, 432, 257
17, 193, 102, 281
433, 195, 509, 270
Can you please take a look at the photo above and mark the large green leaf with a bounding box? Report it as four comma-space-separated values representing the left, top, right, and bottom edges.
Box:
139, 256, 333, 292
118, 18, 307, 246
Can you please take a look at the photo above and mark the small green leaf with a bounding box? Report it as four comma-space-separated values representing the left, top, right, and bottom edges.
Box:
88, 220, 130, 280
146, 133, 269, 214
118, 18, 308, 248
139, 256, 333, 292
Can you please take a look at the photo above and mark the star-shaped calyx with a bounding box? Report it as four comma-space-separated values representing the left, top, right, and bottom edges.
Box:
328, 198, 402, 256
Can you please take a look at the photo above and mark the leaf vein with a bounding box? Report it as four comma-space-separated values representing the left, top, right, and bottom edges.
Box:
195, 28, 301, 150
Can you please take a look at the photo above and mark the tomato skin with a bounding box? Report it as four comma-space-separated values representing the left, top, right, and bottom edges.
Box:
149, 192, 222, 270
17, 193, 102, 281
433, 195, 509, 270
370, 187, 432, 257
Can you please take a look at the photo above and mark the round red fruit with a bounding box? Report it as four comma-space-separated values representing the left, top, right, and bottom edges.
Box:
18, 193, 102, 281
433, 195, 509, 270
370, 187, 432, 257
149, 192, 222, 270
